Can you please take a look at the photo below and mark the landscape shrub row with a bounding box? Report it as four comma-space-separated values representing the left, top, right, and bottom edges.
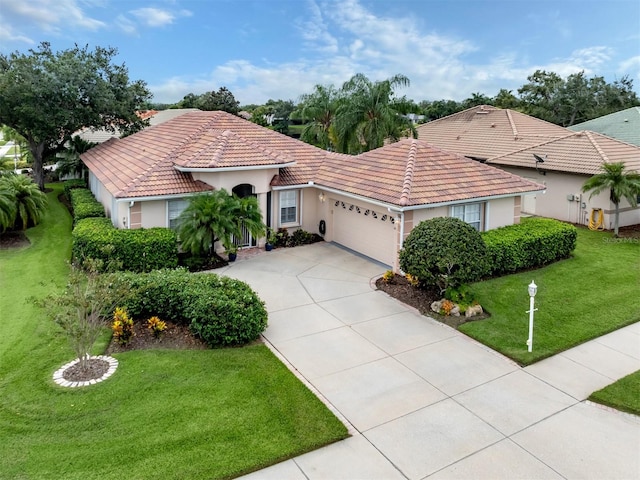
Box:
72, 217, 178, 272
482, 218, 577, 276
69, 188, 105, 222
63, 179, 87, 199
113, 269, 268, 347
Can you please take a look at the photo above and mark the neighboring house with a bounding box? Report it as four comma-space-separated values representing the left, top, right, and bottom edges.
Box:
76, 109, 199, 144
81, 110, 543, 270
487, 131, 640, 227
568, 107, 640, 147
417, 105, 640, 230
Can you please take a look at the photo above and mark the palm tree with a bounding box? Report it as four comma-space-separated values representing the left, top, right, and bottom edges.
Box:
0, 174, 48, 230
582, 162, 640, 236
177, 189, 265, 257
334, 73, 417, 154
294, 84, 342, 151
58, 136, 97, 179
0, 186, 16, 232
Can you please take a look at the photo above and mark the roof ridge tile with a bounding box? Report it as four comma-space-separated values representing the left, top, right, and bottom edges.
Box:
399, 140, 418, 206
584, 130, 610, 163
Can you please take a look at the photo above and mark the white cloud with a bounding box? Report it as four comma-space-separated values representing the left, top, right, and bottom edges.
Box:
129, 7, 191, 28
115, 14, 137, 36
147, 0, 637, 105
0, 0, 105, 35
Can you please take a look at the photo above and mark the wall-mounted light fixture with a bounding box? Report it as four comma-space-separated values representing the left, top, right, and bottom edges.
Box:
319, 192, 326, 203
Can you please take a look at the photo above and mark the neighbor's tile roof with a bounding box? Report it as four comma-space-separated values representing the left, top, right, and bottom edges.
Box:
487, 130, 640, 176
82, 111, 328, 198
416, 105, 568, 160
568, 107, 640, 147
307, 139, 544, 207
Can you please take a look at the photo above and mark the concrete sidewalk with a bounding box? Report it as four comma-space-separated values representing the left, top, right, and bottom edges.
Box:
223, 243, 640, 480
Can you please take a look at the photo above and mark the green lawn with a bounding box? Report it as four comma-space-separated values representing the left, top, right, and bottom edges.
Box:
0, 184, 347, 479
460, 226, 640, 365
589, 371, 640, 416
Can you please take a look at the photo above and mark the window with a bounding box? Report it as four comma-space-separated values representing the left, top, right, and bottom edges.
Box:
168, 199, 189, 230
279, 190, 299, 225
452, 203, 482, 231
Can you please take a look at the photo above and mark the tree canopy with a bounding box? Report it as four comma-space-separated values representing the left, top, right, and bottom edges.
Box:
196, 87, 240, 114
0, 42, 151, 189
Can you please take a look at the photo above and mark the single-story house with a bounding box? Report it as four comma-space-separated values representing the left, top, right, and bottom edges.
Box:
568, 107, 640, 147
81, 110, 544, 270
417, 105, 640, 229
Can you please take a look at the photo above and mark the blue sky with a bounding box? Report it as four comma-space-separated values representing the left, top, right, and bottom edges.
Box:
1, 0, 638, 106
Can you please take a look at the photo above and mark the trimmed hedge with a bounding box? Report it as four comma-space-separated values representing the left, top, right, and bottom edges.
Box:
72, 217, 178, 272
399, 217, 489, 291
113, 269, 267, 347
69, 188, 105, 222
63, 179, 87, 199
482, 218, 577, 276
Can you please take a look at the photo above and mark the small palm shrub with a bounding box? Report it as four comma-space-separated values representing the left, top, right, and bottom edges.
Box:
399, 217, 489, 293
0, 174, 48, 230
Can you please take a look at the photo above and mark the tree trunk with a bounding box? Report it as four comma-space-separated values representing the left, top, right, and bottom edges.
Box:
614, 203, 620, 237
28, 140, 46, 191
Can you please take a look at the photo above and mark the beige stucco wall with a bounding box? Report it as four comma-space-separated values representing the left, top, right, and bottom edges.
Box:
498, 166, 640, 229
139, 200, 167, 228
487, 197, 518, 229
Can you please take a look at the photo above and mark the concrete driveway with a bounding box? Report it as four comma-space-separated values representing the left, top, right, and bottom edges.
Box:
220, 243, 640, 480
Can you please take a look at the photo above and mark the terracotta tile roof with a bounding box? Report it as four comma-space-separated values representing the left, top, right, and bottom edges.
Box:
82, 110, 543, 205
308, 139, 543, 207
416, 105, 568, 160
82, 111, 327, 199
568, 107, 640, 146
487, 130, 640, 175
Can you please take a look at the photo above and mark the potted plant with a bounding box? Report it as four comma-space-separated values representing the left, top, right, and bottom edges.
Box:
225, 242, 238, 262
265, 229, 277, 251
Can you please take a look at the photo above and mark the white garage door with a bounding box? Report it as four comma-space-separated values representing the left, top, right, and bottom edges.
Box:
331, 199, 396, 266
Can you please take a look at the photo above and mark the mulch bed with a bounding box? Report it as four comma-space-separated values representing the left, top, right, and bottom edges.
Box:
63, 358, 110, 382
0, 231, 30, 249
105, 320, 208, 354
375, 274, 490, 328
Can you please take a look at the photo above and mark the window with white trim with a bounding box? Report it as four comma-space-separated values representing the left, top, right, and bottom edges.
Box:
168, 199, 189, 230
279, 190, 299, 225
452, 203, 482, 231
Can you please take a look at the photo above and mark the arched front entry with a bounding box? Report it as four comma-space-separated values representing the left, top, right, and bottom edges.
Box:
232, 183, 257, 247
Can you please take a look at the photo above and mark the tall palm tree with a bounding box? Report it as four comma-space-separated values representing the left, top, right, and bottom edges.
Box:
582, 162, 640, 236
294, 84, 342, 151
334, 73, 417, 154
0, 174, 48, 230
177, 189, 265, 257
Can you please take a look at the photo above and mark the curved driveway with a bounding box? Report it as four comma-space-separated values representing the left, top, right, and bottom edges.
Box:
221, 243, 640, 479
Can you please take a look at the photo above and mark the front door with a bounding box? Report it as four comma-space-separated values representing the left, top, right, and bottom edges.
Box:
232, 184, 257, 247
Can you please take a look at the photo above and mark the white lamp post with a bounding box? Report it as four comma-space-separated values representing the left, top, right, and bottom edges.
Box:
526, 281, 538, 352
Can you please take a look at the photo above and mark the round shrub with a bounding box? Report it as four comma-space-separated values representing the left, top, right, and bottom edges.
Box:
185, 276, 267, 348
399, 217, 489, 292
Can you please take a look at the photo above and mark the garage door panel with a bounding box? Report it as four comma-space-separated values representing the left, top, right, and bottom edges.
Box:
331, 199, 396, 266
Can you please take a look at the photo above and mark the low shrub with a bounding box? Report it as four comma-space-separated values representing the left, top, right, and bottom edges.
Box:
114, 269, 267, 347
146, 316, 167, 339
112, 307, 135, 346
72, 218, 178, 272
482, 218, 577, 276
399, 217, 489, 292
63, 179, 87, 199
69, 188, 105, 222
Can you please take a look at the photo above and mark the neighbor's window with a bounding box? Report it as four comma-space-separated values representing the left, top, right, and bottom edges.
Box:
168, 199, 189, 230
279, 190, 299, 225
452, 203, 482, 231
